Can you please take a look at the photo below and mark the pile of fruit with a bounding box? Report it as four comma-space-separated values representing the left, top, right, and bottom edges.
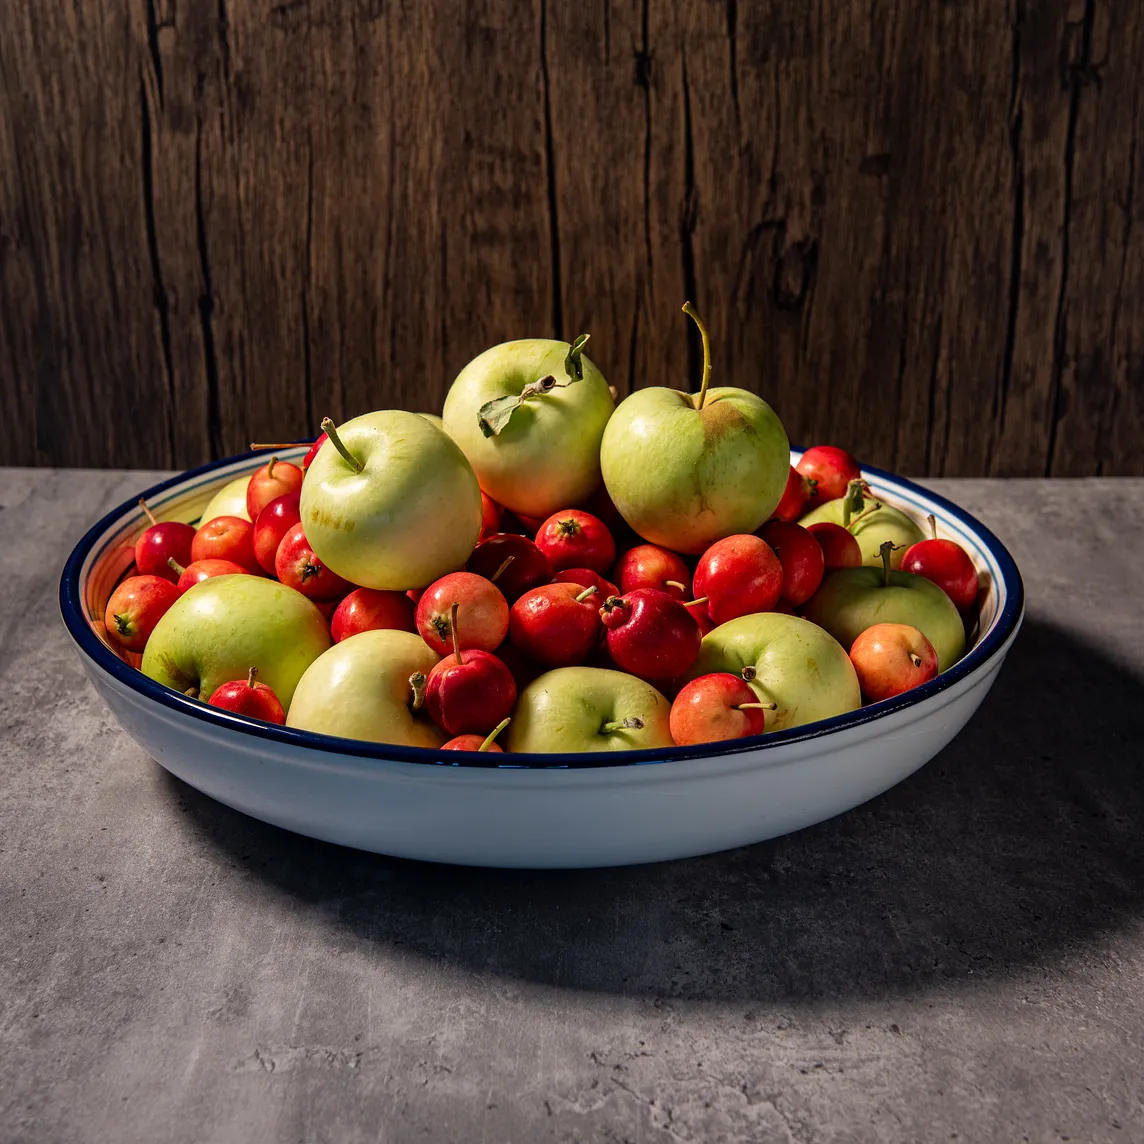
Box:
102, 305, 981, 755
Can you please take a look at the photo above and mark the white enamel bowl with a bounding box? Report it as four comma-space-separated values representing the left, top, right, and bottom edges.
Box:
61, 448, 1023, 868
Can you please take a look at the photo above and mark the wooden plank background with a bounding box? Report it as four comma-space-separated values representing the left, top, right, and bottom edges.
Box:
1, 0, 1139, 475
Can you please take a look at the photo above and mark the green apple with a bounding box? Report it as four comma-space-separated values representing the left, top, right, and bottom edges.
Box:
687, 612, 860, 731
803, 543, 966, 671
142, 575, 331, 709
286, 629, 445, 748
301, 410, 482, 591
198, 475, 251, 524
442, 335, 614, 518
799, 481, 925, 569
506, 667, 673, 753
599, 305, 789, 554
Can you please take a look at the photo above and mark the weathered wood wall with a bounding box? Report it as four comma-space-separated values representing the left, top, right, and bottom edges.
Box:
1, 1, 1139, 475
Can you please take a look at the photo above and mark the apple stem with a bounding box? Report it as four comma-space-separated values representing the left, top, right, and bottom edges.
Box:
167, 557, 186, 576
247, 666, 259, 690
879, 540, 897, 587
601, 717, 644, 734
909, 652, 923, 668
450, 601, 463, 665
250, 441, 307, 450
928, 513, 938, 541
184, 686, 199, 699
409, 671, 427, 712
736, 701, 777, 711
266, 456, 278, 480
740, 665, 757, 681
682, 301, 713, 409
846, 501, 883, 531
138, 497, 157, 527
574, 585, 599, 603
480, 718, 511, 751
490, 555, 515, 584
665, 580, 687, 593
686, 596, 709, 608
320, 417, 363, 473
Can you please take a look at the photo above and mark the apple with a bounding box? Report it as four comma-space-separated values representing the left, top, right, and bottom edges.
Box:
141, 575, 331, 707
191, 514, 261, 575
600, 589, 702, 680
757, 520, 824, 606
415, 571, 509, 654
441, 717, 511, 752
169, 557, 250, 593
198, 475, 252, 524
466, 533, 553, 603
614, 544, 691, 601
806, 521, 862, 571
246, 456, 304, 520
207, 666, 287, 724
687, 612, 861, 731
534, 509, 615, 574
442, 335, 614, 518
134, 500, 195, 583
287, 629, 445, 747
103, 575, 181, 653
799, 481, 925, 568
849, 623, 939, 702
275, 522, 354, 602
669, 673, 774, 746
692, 534, 783, 625
901, 514, 979, 613
301, 410, 482, 590
509, 582, 602, 667
331, 588, 416, 642
424, 642, 517, 737
505, 667, 674, 754
803, 542, 966, 672
796, 445, 861, 504
770, 465, 816, 523
252, 492, 302, 574
599, 303, 789, 553
551, 567, 620, 600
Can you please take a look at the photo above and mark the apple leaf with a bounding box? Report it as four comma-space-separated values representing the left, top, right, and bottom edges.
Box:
564, 333, 591, 381
477, 394, 524, 438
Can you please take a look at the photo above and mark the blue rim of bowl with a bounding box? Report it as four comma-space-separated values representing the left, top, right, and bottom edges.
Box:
59, 447, 1024, 771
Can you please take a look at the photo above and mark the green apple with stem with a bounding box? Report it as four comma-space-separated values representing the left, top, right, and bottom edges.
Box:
803, 541, 966, 671
301, 410, 482, 591
141, 575, 331, 709
442, 335, 614, 518
599, 303, 790, 554
505, 666, 673, 753
286, 629, 446, 747
799, 479, 924, 569
198, 475, 252, 524
686, 612, 861, 731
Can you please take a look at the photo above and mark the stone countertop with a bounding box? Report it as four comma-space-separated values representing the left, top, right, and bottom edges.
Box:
2, 470, 1142, 1144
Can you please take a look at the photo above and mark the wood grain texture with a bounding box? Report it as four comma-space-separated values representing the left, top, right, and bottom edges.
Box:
0, 0, 1138, 474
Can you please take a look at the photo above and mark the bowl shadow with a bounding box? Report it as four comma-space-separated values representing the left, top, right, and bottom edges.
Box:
164, 617, 1144, 1001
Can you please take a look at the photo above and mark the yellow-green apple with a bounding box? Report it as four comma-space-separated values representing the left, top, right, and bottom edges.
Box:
686, 612, 861, 731
506, 667, 673, 753
600, 304, 789, 553
803, 542, 966, 672
799, 480, 924, 568
301, 410, 482, 590
198, 475, 252, 524
442, 335, 614, 518
141, 575, 331, 709
285, 629, 445, 747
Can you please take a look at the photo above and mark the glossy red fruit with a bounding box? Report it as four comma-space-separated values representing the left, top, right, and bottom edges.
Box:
103, 575, 180, 653
416, 571, 509, 655
440, 717, 510, 753
771, 465, 816, 523
331, 588, 416, 642
669, 673, 772, 746
252, 492, 302, 575
172, 557, 250, 594
849, 623, 939, 702
247, 456, 304, 520
207, 666, 286, 724
191, 515, 261, 575
134, 508, 195, 583
693, 535, 783, 626
684, 598, 716, 636
614, 544, 691, 602
534, 509, 616, 575
901, 516, 979, 612
797, 446, 862, 504
600, 589, 702, 680
806, 522, 862, 571
509, 582, 603, 667
275, 522, 353, 601
758, 520, 825, 607
466, 533, 553, 603
301, 432, 328, 471
551, 567, 620, 602
480, 491, 503, 538
425, 645, 516, 738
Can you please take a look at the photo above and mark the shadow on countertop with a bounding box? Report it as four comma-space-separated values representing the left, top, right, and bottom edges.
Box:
163, 617, 1144, 1001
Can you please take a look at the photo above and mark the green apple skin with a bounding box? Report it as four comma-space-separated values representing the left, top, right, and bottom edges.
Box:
286, 629, 445, 748
803, 568, 966, 672
799, 496, 925, 569
420, 413, 443, 429
687, 613, 861, 731
141, 575, 331, 710
301, 410, 482, 591
442, 339, 614, 518
506, 667, 673, 754
198, 475, 252, 524
600, 387, 790, 554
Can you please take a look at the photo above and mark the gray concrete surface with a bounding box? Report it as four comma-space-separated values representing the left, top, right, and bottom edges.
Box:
2, 470, 1143, 1143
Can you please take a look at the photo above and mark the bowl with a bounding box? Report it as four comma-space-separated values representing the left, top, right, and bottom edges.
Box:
60, 448, 1023, 868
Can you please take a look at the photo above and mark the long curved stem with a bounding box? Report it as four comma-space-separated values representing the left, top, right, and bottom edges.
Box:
682, 301, 713, 409
320, 417, 363, 473
480, 718, 511, 751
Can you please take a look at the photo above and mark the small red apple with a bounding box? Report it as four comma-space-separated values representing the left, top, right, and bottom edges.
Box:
103, 575, 180, 653
613, 544, 691, 602
806, 521, 862, 571
466, 533, 553, 603
509, 582, 603, 667
441, 717, 511, 753
551, 567, 620, 601
331, 588, 416, 642
757, 520, 825, 607
600, 589, 702, 680
901, 515, 979, 613
275, 522, 353, 602
170, 557, 250, 593
849, 623, 939, 701
134, 499, 195, 583
302, 432, 327, 470
415, 571, 509, 655
191, 515, 261, 575
246, 456, 304, 520
252, 492, 302, 575
770, 465, 817, 523
797, 446, 862, 504
207, 666, 286, 724
534, 509, 616, 574
480, 491, 503, 538
693, 535, 783, 625
669, 673, 775, 746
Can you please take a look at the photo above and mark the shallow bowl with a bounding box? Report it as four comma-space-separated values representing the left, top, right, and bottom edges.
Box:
60, 449, 1023, 868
